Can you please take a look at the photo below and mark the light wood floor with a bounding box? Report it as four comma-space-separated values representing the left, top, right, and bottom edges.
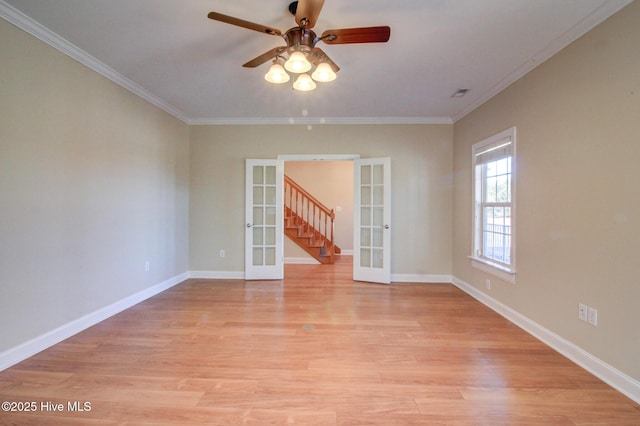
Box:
1, 257, 638, 425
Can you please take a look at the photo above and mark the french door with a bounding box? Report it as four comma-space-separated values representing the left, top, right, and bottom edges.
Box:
245, 159, 283, 280
353, 157, 391, 284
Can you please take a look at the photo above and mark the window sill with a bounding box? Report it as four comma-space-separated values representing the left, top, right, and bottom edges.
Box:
468, 256, 516, 284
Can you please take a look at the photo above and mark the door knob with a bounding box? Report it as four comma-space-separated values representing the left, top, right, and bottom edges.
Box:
247, 223, 252, 228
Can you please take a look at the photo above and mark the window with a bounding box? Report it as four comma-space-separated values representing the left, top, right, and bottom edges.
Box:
471, 127, 516, 282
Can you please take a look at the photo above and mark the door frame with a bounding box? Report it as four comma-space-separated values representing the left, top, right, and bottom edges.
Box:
278, 154, 360, 269
278, 154, 360, 162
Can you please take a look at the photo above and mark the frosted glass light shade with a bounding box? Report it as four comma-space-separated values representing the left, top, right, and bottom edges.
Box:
311, 62, 337, 82
264, 63, 290, 83
284, 51, 312, 73
292, 73, 316, 91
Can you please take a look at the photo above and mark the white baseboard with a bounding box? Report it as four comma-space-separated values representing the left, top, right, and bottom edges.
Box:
284, 257, 320, 264
0, 272, 189, 372
284, 253, 354, 264
189, 270, 245, 279
392, 273, 452, 283
451, 276, 640, 405
189, 270, 453, 284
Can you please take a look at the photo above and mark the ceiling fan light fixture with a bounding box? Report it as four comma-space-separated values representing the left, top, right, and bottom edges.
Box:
265, 62, 290, 83
311, 62, 336, 82
207, 2, 391, 93
293, 73, 316, 91
285, 51, 312, 73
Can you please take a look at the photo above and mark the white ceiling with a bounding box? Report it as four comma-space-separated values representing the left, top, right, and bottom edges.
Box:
1, 0, 632, 124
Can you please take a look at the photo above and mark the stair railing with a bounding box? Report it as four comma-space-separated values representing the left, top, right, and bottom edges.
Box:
284, 174, 335, 252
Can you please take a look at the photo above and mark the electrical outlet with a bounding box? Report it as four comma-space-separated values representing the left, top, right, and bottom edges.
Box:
486, 279, 491, 290
219, 249, 225, 258
144, 261, 150, 272
578, 303, 587, 321
588, 307, 598, 326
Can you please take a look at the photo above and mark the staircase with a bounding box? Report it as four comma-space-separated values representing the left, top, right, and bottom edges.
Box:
284, 175, 341, 264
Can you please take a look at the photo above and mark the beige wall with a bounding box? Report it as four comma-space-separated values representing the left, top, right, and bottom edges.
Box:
452, 1, 640, 381
189, 124, 453, 276
0, 19, 190, 351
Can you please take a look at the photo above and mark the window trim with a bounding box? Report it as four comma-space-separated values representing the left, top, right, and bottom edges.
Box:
470, 127, 516, 283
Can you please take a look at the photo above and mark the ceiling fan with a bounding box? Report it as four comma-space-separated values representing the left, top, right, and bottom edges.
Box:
207, 0, 391, 91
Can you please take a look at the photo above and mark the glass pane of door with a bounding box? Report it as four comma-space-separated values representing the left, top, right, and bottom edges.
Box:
254, 165, 275, 267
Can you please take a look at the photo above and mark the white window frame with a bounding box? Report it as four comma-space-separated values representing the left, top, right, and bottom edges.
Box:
470, 127, 516, 284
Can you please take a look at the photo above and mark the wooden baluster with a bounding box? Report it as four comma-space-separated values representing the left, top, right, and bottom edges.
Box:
324, 211, 328, 247
330, 209, 335, 262
295, 187, 299, 224
318, 209, 322, 241
299, 193, 302, 229
325, 211, 328, 243
307, 197, 311, 232
287, 182, 291, 215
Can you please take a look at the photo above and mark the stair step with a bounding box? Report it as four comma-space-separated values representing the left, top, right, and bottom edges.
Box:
284, 227, 334, 264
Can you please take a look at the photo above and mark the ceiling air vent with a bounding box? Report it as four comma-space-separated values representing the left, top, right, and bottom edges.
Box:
451, 88, 470, 98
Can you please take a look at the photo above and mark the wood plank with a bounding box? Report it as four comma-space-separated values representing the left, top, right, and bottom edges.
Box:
0, 257, 638, 424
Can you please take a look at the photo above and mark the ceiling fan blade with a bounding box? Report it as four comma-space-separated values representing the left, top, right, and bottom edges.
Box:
321, 26, 391, 44
295, 0, 325, 29
207, 11, 282, 36
309, 48, 340, 73
243, 47, 287, 68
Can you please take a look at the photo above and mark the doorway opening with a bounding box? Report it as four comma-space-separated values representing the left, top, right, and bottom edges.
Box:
246, 155, 391, 283
280, 155, 356, 276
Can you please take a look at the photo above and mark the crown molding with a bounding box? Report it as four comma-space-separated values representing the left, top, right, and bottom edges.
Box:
0, 0, 191, 124
451, 0, 634, 123
187, 116, 453, 126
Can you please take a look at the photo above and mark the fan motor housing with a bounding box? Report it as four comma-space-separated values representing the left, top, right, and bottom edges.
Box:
283, 27, 317, 51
